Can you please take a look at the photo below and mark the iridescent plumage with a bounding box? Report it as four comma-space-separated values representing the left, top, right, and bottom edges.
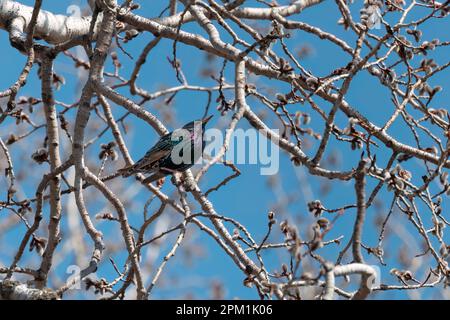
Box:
119, 115, 212, 183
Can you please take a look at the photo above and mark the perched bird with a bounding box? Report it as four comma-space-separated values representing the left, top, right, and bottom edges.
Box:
118, 115, 213, 184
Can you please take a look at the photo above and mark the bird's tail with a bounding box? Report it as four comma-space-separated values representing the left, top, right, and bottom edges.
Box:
118, 166, 167, 185
142, 171, 167, 184
117, 165, 136, 177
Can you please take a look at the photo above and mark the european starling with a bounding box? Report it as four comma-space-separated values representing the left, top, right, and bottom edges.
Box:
118, 115, 213, 184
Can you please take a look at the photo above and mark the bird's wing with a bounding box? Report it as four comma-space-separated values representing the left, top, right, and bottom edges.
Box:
136, 148, 171, 170
134, 135, 174, 169
119, 133, 174, 176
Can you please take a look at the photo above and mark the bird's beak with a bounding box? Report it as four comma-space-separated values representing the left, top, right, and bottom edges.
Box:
201, 115, 213, 125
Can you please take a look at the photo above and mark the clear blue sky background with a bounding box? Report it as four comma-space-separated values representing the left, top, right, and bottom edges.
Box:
0, 0, 449, 299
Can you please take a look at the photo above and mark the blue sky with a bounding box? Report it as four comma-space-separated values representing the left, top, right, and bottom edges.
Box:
0, 0, 449, 299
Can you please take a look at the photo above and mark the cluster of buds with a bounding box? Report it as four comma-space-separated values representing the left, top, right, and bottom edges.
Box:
95, 212, 116, 221
10, 108, 32, 125
385, 0, 405, 11
17, 96, 40, 113
85, 277, 112, 295
390, 268, 419, 284
386, 165, 412, 192
308, 200, 324, 217
98, 141, 118, 160
30, 236, 47, 256
17, 200, 32, 215
31, 148, 49, 164
360, 0, 383, 29
406, 28, 422, 43
343, 117, 366, 151
280, 220, 302, 259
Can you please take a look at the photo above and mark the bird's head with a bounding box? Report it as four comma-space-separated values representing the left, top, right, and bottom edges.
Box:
182, 115, 213, 130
